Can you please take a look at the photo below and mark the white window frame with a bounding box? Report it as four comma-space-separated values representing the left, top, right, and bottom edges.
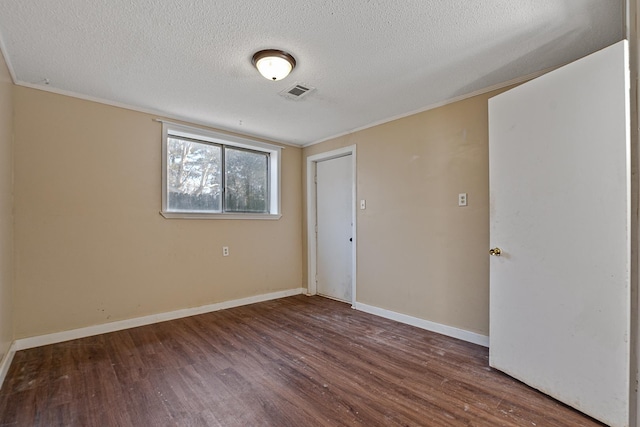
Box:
160, 121, 282, 220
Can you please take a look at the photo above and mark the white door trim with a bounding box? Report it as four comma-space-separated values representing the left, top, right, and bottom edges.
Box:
306, 145, 357, 306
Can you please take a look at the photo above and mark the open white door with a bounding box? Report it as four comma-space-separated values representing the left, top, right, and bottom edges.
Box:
489, 41, 630, 427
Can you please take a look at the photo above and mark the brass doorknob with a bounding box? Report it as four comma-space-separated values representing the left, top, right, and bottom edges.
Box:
489, 247, 502, 256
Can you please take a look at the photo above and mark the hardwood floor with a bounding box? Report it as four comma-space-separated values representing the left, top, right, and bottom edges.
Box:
0, 295, 604, 426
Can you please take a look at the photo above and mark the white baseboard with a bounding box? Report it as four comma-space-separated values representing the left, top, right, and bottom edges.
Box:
0, 342, 16, 390
15, 288, 304, 351
5, 290, 486, 392
354, 302, 490, 347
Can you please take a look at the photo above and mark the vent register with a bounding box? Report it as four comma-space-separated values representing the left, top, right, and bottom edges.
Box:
279, 83, 315, 101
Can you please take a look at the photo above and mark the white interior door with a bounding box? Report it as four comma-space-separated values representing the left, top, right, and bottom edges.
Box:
316, 155, 353, 302
489, 41, 630, 427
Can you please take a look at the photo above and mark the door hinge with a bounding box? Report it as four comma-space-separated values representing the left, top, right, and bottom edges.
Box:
315, 224, 318, 234
314, 174, 317, 184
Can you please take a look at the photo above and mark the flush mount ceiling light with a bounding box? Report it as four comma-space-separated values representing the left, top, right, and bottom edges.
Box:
252, 49, 296, 81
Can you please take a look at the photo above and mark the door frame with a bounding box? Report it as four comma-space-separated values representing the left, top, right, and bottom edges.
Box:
306, 145, 357, 306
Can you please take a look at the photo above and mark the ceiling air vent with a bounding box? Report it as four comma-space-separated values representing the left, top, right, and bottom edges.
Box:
279, 83, 315, 101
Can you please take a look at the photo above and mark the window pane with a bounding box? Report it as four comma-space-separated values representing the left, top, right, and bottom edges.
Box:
167, 137, 222, 212
225, 147, 269, 213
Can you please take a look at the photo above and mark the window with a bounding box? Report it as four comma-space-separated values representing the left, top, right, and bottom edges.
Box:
160, 122, 281, 219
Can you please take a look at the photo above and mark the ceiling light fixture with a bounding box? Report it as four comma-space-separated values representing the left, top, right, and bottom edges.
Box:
252, 49, 296, 81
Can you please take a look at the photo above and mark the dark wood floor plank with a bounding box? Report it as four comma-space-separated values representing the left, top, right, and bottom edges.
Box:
0, 295, 605, 426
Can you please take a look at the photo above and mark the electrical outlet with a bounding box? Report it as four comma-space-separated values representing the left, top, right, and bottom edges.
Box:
458, 193, 468, 207
222, 246, 229, 256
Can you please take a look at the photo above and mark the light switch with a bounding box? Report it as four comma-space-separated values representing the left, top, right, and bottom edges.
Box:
360, 199, 366, 210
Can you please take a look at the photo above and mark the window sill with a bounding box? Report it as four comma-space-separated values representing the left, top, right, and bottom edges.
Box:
160, 211, 282, 220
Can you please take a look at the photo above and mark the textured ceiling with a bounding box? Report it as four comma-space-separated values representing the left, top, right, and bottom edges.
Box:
0, 1, 624, 146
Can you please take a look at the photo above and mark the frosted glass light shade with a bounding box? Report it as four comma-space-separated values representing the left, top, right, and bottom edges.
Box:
252, 50, 296, 81
256, 56, 291, 81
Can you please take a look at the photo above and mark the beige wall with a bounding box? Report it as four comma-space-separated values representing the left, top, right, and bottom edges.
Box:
13, 87, 303, 338
9, 77, 506, 339
304, 90, 508, 336
0, 51, 14, 360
